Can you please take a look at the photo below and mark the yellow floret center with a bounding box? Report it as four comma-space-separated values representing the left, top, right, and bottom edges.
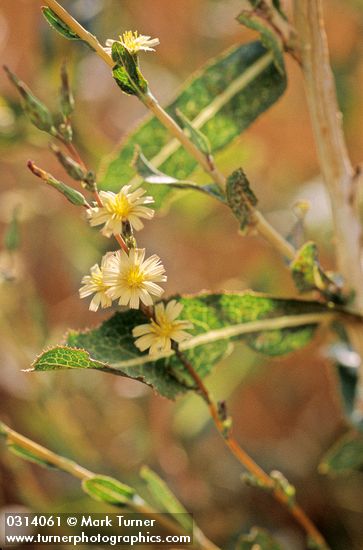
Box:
91, 272, 105, 289
106, 194, 132, 218
125, 266, 145, 288
150, 318, 174, 338
92, 273, 103, 287
120, 31, 139, 53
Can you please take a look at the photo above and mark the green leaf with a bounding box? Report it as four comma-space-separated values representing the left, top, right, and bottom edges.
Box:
31, 346, 108, 371
290, 241, 325, 291
32, 292, 329, 400
4, 66, 54, 133
319, 430, 363, 476
100, 42, 286, 207
7, 443, 55, 469
4, 206, 21, 251
0, 424, 53, 469
50, 144, 86, 181
112, 42, 148, 96
59, 61, 75, 117
237, 527, 282, 550
226, 168, 257, 233
140, 466, 192, 531
238, 3, 285, 74
82, 475, 136, 506
42, 7, 82, 41
36, 170, 88, 207
290, 241, 343, 301
112, 67, 137, 96
133, 146, 226, 203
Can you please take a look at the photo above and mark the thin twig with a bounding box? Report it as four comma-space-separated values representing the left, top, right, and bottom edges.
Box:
240, 0, 301, 65
0, 422, 219, 550
293, 0, 363, 417
54, 137, 129, 253
143, 92, 226, 190
45, 0, 113, 67
43, 0, 297, 262
64, 140, 87, 170
172, 346, 329, 549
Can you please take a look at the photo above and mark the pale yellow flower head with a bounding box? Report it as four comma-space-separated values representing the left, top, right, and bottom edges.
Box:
87, 186, 154, 238
105, 31, 160, 55
79, 253, 114, 312
104, 248, 166, 309
133, 300, 194, 355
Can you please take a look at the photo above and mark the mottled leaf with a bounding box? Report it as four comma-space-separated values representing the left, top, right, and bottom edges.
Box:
82, 475, 136, 506
319, 431, 363, 476
226, 167, 257, 233
32, 346, 108, 371
290, 241, 343, 302
112, 42, 148, 96
176, 108, 211, 156
32, 292, 329, 399
100, 42, 286, 207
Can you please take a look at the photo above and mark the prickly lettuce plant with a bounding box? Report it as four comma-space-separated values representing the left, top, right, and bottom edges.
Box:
2, 2, 363, 549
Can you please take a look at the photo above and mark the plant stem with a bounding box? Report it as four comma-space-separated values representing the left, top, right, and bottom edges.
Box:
172, 347, 329, 549
64, 140, 87, 170
241, 0, 301, 65
1, 422, 93, 480
42, 0, 297, 262
45, 0, 113, 68
293, 0, 363, 417
252, 209, 295, 260
0, 422, 219, 550
143, 92, 226, 190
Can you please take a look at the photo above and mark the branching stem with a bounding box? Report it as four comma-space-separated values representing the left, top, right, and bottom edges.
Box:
43, 0, 297, 262
172, 346, 329, 549
294, 0, 363, 416
0, 422, 219, 550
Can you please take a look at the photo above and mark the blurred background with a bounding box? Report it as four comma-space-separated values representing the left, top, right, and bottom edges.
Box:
1, 1, 363, 548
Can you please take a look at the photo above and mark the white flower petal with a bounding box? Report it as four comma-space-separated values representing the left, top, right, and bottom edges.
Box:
132, 324, 153, 337
132, 299, 193, 355
87, 187, 154, 235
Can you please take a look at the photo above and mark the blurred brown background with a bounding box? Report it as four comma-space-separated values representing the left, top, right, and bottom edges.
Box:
1, 1, 363, 548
